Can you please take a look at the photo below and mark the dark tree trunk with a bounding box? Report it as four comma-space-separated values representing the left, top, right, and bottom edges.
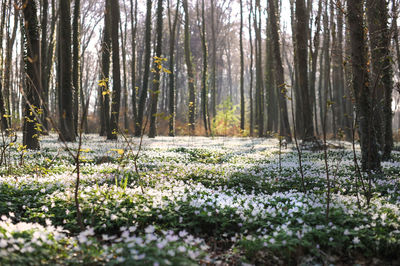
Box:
0, 0, 9, 130
22, 0, 41, 149
148, 0, 164, 138
99, 0, 111, 137
130, 0, 138, 135
268, 0, 292, 142
366, 0, 393, 160
72, 0, 80, 135
182, 0, 196, 135
136, 0, 152, 136
348, 0, 381, 171
107, 0, 121, 140
249, 0, 254, 136
239, 0, 245, 132
167, 0, 180, 136
296, 0, 314, 140
59, 0, 76, 142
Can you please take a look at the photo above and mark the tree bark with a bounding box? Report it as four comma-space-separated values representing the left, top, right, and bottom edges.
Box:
348, 0, 381, 171
22, 0, 41, 149
136, 0, 152, 136
59, 0, 76, 142
148, 0, 164, 138
268, 0, 292, 142
107, 0, 121, 140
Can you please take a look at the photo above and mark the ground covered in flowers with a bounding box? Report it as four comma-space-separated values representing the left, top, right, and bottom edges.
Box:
0, 134, 400, 265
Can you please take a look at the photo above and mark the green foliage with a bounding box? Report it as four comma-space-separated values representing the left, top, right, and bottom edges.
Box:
212, 99, 240, 135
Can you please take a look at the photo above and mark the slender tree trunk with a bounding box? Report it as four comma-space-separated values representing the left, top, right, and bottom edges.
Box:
167, 0, 179, 136
249, 0, 254, 136
99, 0, 111, 136
0, 0, 8, 130
72, 0, 80, 135
148, 0, 164, 138
22, 0, 41, 149
59, 0, 76, 142
197, 0, 209, 136
130, 0, 138, 135
136, 0, 152, 136
268, 0, 291, 142
296, 0, 314, 140
210, 0, 217, 126
107, 0, 121, 140
239, 0, 245, 132
182, 0, 196, 135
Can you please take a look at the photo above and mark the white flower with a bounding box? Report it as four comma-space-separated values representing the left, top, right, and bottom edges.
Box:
145, 225, 155, 234
353, 237, 360, 244
177, 246, 186, 253
110, 214, 117, 221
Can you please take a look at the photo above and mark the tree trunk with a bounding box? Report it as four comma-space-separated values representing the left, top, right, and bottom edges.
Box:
72, 0, 80, 135
22, 0, 41, 149
348, 0, 381, 171
268, 0, 291, 142
59, 0, 76, 142
107, 0, 121, 140
136, 0, 152, 136
148, 0, 164, 138
239, 0, 245, 132
99, 0, 111, 137
366, 0, 393, 160
167, 0, 179, 136
296, 0, 314, 140
182, 0, 196, 135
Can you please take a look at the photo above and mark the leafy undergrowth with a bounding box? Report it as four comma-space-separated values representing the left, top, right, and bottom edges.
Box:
0, 134, 399, 265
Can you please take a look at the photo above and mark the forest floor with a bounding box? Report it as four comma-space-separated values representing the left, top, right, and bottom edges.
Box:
0, 134, 400, 265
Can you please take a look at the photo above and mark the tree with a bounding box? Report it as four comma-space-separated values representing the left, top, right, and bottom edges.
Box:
130, 0, 138, 134
99, 0, 111, 137
268, 0, 291, 142
107, 0, 121, 140
72, 0, 81, 136
295, 0, 314, 140
366, 0, 393, 160
347, 0, 380, 171
197, 0, 209, 135
182, 0, 196, 135
22, 0, 41, 149
167, 0, 180, 136
148, 0, 164, 138
136, 0, 152, 136
59, 0, 76, 142
239, 0, 245, 132
0, 0, 8, 130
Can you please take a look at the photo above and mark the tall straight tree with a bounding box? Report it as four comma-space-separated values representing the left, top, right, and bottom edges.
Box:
197, 0, 209, 135
41, 0, 49, 133
0, 0, 8, 130
239, 0, 245, 132
99, 0, 111, 136
348, 0, 380, 171
72, 0, 81, 136
107, 0, 121, 140
167, 0, 180, 136
210, 0, 217, 125
148, 0, 164, 138
136, 0, 152, 136
366, 0, 394, 160
248, 0, 254, 136
130, 0, 138, 134
268, 0, 291, 142
22, 0, 41, 149
182, 0, 196, 135
59, 0, 75, 142
295, 0, 314, 140
254, 0, 264, 137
